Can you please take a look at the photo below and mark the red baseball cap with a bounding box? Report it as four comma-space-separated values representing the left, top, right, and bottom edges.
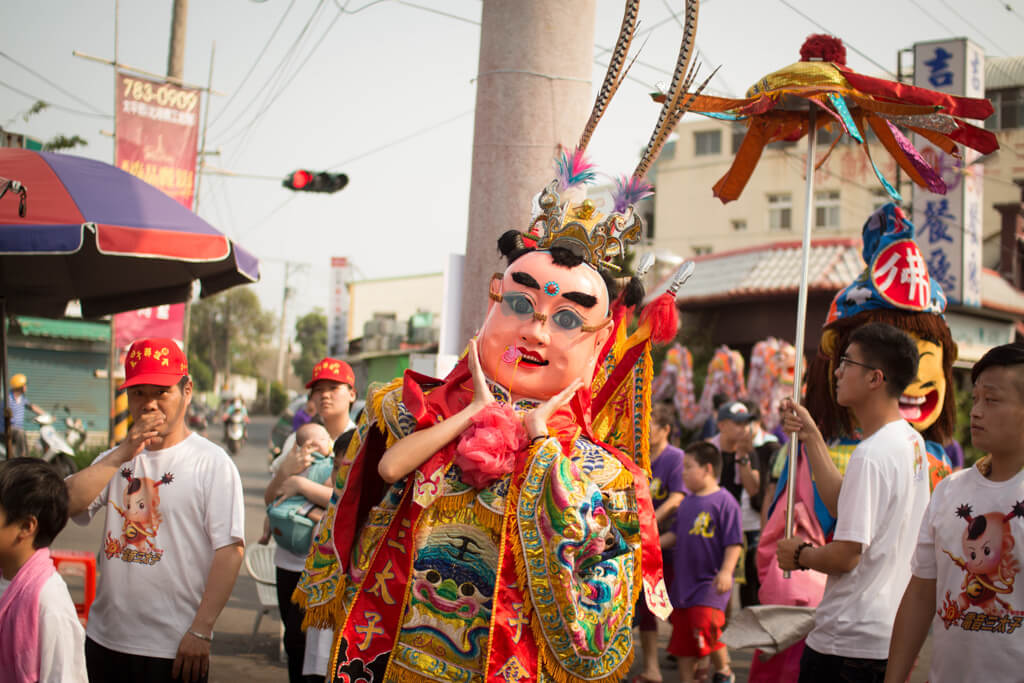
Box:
306, 357, 355, 389
121, 338, 189, 389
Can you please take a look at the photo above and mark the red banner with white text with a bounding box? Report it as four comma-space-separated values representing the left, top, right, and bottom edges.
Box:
113, 72, 200, 347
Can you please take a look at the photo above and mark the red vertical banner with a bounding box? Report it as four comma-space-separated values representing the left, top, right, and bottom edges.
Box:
114, 72, 200, 207
113, 72, 201, 346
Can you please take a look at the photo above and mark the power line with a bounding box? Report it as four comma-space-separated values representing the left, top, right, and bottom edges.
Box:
907, 0, 958, 35
0, 50, 107, 115
994, 0, 1024, 25
207, 0, 298, 130
210, 0, 328, 140
225, 2, 343, 150
0, 80, 111, 120
219, 2, 341, 171
937, 0, 1014, 56
775, 0, 897, 78
325, 109, 473, 170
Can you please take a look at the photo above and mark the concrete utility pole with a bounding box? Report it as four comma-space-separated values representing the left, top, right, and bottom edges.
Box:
168, 0, 189, 80
458, 0, 597, 343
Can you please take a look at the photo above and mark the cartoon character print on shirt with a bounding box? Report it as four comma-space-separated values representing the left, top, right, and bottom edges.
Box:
938, 500, 1024, 631
104, 468, 173, 566
689, 511, 715, 539
650, 477, 667, 507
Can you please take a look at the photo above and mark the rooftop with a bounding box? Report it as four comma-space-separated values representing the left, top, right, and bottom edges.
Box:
666, 238, 864, 306
986, 56, 1024, 90
664, 242, 1024, 317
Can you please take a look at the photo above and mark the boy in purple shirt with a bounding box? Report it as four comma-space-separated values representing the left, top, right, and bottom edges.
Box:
661, 442, 742, 683
634, 403, 689, 683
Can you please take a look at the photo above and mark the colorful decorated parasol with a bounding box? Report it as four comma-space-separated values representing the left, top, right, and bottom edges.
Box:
659, 35, 997, 576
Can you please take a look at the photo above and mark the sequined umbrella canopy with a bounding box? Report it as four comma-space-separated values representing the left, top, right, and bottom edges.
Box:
658, 35, 997, 570
670, 35, 998, 203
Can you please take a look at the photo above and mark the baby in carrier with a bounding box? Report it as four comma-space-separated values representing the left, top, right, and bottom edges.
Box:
263, 422, 334, 553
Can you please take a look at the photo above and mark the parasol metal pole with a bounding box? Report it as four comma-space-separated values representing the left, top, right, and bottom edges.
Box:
784, 106, 818, 579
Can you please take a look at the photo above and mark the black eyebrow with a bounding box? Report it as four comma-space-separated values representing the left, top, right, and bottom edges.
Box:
511, 272, 541, 289
563, 291, 597, 308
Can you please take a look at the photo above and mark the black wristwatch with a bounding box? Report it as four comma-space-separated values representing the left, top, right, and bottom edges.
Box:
736, 455, 751, 467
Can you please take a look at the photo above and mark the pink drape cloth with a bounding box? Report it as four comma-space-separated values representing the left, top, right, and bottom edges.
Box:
0, 547, 54, 683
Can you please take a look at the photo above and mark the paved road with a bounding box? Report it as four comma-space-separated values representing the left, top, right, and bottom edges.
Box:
54, 414, 288, 682
52, 414, 933, 683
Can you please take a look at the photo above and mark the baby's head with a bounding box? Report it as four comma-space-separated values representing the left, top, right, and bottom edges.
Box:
296, 422, 332, 456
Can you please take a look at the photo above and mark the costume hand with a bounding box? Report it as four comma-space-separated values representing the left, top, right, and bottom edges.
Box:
118, 412, 164, 462
172, 631, 210, 683
780, 398, 817, 442
776, 535, 807, 572
274, 475, 305, 504
523, 378, 584, 440
714, 569, 734, 594
467, 339, 496, 412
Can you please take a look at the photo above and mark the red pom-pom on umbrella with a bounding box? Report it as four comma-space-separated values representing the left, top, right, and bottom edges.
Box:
799, 34, 847, 66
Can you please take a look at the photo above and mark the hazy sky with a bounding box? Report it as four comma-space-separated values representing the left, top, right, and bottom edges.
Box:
2, 0, 1021, 336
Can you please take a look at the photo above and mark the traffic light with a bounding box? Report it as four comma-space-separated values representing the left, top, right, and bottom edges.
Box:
283, 170, 348, 193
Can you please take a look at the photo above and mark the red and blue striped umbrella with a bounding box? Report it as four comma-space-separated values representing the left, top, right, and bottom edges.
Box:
0, 149, 259, 318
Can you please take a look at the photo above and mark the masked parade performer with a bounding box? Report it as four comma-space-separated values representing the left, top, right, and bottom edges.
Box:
290, 3, 715, 681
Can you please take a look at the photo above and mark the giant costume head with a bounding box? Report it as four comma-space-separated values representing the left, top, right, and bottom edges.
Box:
806, 203, 956, 473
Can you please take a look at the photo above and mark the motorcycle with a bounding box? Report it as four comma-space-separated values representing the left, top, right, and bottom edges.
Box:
223, 410, 247, 455
188, 403, 211, 435
35, 407, 84, 477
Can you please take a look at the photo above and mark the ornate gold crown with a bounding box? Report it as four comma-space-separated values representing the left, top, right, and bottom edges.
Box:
519, 0, 713, 271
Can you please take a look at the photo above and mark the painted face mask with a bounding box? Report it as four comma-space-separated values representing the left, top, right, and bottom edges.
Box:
476, 251, 611, 401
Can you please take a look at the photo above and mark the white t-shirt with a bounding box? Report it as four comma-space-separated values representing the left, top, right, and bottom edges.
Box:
910, 464, 1024, 682
302, 626, 332, 676
0, 571, 88, 683
73, 432, 245, 658
806, 419, 930, 659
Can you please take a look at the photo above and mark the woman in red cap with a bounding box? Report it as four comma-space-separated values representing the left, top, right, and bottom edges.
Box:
264, 358, 356, 683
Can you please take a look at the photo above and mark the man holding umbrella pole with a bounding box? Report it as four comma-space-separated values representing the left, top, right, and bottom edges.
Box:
776, 323, 930, 682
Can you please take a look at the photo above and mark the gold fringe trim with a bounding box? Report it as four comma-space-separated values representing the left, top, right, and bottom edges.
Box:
369, 377, 403, 421
296, 592, 346, 632
432, 489, 476, 517
608, 468, 634, 490
473, 498, 504, 531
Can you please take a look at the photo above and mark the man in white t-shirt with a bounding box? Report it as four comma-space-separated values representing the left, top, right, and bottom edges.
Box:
777, 322, 930, 682
65, 337, 245, 683
886, 343, 1024, 683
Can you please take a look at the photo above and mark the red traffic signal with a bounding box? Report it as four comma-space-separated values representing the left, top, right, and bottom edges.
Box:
282, 170, 348, 193
289, 170, 313, 190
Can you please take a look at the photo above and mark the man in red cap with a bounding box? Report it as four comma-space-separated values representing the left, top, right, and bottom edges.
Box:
264, 357, 357, 683
65, 337, 245, 683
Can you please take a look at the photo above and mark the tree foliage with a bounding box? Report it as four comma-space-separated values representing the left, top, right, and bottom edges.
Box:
187, 287, 275, 392
42, 134, 88, 152
292, 309, 327, 383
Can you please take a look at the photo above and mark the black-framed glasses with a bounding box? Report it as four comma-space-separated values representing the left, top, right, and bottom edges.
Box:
839, 355, 884, 379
